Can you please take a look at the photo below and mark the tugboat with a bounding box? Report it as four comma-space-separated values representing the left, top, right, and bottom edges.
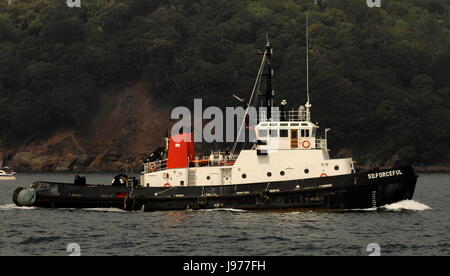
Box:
1, 167, 16, 181
12, 39, 418, 211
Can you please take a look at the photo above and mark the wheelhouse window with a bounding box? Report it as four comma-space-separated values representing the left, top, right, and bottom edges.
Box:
301, 129, 310, 138
258, 129, 268, 137
269, 129, 278, 137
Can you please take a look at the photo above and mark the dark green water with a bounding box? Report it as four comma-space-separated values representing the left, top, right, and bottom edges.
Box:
0, 173, 448, 256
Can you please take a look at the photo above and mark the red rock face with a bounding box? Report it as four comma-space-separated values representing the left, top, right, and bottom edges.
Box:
6, 82, 172, 172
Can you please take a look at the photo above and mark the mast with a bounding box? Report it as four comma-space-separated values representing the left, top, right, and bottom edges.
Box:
264, 36, 274, 120
231, 43, 269, 155
305, 13, 312, 122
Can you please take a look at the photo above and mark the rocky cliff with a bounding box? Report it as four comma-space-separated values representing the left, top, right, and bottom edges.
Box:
1, 81, 448, 173
2, 82, 172, 172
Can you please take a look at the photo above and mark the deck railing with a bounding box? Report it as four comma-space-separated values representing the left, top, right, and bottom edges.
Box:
315, 139, 327, 150
251, 110, 309, 123
143, 153, 239, 173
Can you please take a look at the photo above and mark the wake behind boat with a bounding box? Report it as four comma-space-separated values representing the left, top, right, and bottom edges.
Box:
1, 167, 16, 181
12, 38, 418, 211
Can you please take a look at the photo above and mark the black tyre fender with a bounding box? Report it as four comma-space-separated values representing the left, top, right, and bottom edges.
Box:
12, 187, 24, 206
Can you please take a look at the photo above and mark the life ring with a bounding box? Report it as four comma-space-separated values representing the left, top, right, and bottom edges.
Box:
320, 173, 328, 177
148, 162, 157, 172
164, 183, 172, 187
302, 140, 311, 149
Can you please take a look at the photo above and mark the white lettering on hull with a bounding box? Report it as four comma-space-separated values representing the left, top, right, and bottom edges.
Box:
318, 184, 333, 188
368, 170, 403, 180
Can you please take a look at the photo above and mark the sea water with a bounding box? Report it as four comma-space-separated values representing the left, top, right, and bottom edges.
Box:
0, 173, 448, 256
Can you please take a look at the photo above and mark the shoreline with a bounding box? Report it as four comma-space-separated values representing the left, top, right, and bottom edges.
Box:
355, 165, 450, 174
414, 167, 450, 174
8, 167, 450, 174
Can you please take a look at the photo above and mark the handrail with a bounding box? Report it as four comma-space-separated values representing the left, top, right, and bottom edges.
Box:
144, 154, 239, 173
315, 139, 327, 150
249, 110, 311, 124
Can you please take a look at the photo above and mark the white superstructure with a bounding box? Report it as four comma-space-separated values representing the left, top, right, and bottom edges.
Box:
141, 35, 356, 188
140, 109, 356, 188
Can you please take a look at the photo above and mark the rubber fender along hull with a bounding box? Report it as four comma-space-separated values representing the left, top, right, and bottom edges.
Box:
13, 166, 418, 212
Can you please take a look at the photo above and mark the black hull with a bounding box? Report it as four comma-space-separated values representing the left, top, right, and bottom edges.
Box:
13, 166, 418, 212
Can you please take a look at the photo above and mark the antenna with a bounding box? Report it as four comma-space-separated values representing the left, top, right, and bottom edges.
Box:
306, 13, 310, 104
305, 12, 312, 122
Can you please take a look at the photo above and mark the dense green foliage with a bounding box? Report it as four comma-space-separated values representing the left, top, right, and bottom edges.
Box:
0, 0, 449, 165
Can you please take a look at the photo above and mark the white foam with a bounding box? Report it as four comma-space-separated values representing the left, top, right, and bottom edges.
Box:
197, 208, 247, 212
0, 204, 126, 212
380, 200, 431, 211
350, 200, 432, 212
82, 208, 125, 213
0, 204, 36, 210
0, 201, 431, 213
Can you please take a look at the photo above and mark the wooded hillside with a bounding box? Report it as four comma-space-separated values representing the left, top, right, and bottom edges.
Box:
0, 0, 449, 169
